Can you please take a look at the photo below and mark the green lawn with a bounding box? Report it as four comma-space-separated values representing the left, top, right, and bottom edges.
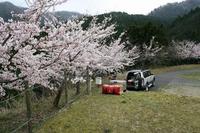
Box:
37, 64, 200, 133
37, 91, 200, 133
181, 72, 200, 81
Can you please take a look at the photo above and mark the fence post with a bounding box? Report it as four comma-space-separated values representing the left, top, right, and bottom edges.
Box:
64, 70, 69, 105
25, 81, 32, 133
86, 66, 91, 95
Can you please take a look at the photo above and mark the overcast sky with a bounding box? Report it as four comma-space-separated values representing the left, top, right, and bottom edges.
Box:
0, 0, 185, 15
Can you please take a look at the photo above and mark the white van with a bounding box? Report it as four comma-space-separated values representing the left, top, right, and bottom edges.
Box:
126, 70, 155, 91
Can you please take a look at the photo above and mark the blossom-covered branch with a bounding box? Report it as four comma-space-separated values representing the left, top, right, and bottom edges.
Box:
22, 0, 69, 22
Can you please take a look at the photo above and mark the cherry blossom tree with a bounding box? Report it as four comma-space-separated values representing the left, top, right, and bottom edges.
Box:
0, 0, 140, 101
36, 17, 140, 104
0, 86, 6, 98
36, 17, 139, 81
173, 41, 200, 59
142, 36, 162, 58
137, 36, 162, 67
0, 18, 42, 90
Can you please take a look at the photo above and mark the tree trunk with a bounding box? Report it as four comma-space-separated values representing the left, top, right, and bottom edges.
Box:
86, 66, 91, 95
25, 81, 32, 133
75, 81, 80, 95
64, 70, 69, 105
53, 81, 64, 108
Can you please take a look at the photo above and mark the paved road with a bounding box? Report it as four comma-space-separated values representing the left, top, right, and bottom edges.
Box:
154, 69, 200, 89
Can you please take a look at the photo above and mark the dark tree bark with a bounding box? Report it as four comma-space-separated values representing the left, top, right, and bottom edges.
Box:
75, 81, 80, 95
53, 81, 65, 108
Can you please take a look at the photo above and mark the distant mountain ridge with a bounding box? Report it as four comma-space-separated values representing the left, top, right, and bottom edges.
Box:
0, 2, 25, 21
2, 0, 200, 44
0, 1, 82, 21
54, 11, 82, 21
149, 0, 200, 23
1, 0, 200, 23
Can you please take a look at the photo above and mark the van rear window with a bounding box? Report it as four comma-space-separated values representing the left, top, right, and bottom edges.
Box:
127, 72, 137, 80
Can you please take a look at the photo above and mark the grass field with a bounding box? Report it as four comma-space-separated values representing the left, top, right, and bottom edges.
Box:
2, 64, 200, 133
37, 91, 200, 133
37, 64, 200, 133
0, 85, 87, 133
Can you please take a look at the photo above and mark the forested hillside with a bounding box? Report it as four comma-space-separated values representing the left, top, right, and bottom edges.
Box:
93, 12, 168, 48
169, 7, 200, 42
149, 0, 200, 23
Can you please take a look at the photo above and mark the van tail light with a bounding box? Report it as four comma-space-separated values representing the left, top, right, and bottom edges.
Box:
128, 80, 133, 83
127, 80, 134, 85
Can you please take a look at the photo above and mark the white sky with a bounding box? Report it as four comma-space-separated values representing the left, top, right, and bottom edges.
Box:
0, 0, 185, 15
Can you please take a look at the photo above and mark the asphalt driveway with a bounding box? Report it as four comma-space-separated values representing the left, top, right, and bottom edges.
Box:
154, 69, 200, 97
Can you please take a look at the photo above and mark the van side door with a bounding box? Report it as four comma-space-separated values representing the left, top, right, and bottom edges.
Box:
148, 71, 155, 82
